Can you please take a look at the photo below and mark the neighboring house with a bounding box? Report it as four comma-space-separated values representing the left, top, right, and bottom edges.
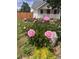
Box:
32, 0, 60, 19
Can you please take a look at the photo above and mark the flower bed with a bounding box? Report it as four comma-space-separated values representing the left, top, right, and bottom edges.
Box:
17, 16, 61, 59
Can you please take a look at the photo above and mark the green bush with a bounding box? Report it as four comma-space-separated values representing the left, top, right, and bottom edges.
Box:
23, 40, 34, 56
25, 20, 61, 49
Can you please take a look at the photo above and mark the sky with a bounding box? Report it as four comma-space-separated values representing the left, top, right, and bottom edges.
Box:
17, 0, 34, 10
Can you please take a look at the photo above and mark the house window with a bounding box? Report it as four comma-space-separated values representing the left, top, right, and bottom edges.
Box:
47, 9, 50, 14
40, 9, 43, 14
54, 9, 59, 14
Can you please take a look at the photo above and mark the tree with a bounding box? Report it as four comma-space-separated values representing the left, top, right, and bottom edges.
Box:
20, 2, 30, 12
44, 0, 61, 9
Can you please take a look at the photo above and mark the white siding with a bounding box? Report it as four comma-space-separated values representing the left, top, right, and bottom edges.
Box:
37, 13, 60, 19
33, 10, 38, 18
36, 9, 60, 19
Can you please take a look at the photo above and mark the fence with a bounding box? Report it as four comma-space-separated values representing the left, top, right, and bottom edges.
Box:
17, 12, 33, 20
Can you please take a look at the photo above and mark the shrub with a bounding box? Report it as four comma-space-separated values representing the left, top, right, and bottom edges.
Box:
26, 19, 61, 49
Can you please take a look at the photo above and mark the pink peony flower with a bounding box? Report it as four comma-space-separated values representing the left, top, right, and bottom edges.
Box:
33, 16, 36, 19
44, 31, 56, 39
24, 18, 27, 20
27, 29, 35, 37
43, 16, 50, 21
